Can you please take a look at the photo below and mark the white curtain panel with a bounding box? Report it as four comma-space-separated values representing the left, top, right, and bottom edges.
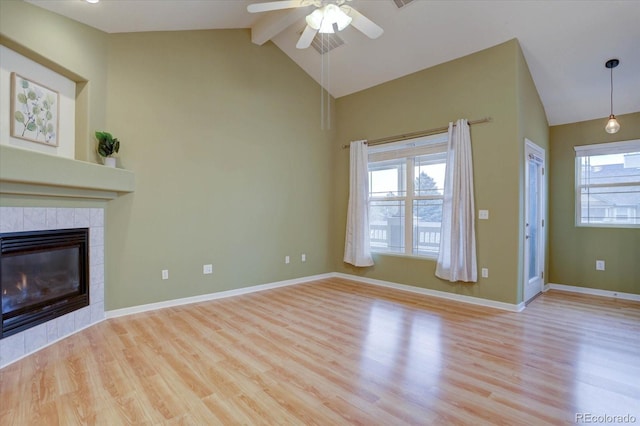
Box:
436, 119, 478, 282
344, 140, 374, 267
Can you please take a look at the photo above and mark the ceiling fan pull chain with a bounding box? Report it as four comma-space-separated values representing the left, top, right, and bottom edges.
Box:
327, 36, 331, 129
321, 31, 325, 129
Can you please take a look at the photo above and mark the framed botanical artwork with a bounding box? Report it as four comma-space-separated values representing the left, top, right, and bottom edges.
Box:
10, 72, 59, 147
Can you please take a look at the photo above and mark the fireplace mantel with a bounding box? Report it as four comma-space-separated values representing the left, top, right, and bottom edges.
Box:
0, 145, 134, 200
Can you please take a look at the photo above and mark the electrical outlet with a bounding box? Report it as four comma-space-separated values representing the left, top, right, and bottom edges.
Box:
301, 253, 306, 262
203, 264, 213, 274
596, 260, 605, 271
481, 268, 489, 278
285, 256, 290, 264
479, 210, 489, 220
162, 269, 169, 280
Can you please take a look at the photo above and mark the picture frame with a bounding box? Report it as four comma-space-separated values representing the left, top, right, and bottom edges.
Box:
10, 72, 59, 147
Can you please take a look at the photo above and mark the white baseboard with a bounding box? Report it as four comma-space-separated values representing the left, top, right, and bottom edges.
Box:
547, 283, 640, 302
105, 273, 334, 318
10, 276, 630, 370
106, 271, 528, 319
333, 272, 525, 312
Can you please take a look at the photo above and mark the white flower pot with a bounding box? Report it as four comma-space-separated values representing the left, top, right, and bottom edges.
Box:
103, 157, 116, 168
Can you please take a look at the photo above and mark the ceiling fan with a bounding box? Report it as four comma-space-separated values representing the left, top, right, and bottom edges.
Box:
247, 0, 384, 49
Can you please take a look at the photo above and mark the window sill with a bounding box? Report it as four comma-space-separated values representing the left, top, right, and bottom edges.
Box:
576, 222, 640, 229
372, 251, 438, 261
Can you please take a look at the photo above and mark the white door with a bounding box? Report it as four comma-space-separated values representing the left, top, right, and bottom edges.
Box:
524, 140, 546, 303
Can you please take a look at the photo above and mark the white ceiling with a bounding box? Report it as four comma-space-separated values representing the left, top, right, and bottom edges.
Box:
25, 0, 640, 126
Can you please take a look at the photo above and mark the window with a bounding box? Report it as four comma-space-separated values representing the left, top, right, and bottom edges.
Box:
368, 133, 447, 257
575, 139, 640, 227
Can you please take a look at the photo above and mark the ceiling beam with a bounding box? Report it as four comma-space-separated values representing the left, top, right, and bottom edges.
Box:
250, 8, 311, 46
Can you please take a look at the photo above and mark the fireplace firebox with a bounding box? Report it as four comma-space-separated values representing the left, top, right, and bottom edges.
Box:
0, 228, 89, 339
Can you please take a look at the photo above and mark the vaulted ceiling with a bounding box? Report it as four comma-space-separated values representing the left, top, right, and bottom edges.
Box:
25, 0, 640, 126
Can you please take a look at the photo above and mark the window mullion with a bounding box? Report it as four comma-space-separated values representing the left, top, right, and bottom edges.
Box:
413, 195, 443, 200
581, 182, 639, 189
371, 196, 405, 202
405, 157, 414, 255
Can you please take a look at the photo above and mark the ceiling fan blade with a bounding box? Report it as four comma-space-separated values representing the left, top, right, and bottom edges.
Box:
296, 25, 318, 49
247, 1, 311, 14
345, 7, 384, 39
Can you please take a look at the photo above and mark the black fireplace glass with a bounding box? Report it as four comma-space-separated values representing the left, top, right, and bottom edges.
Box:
1, 247, 81, 315
0, 228, 89, 338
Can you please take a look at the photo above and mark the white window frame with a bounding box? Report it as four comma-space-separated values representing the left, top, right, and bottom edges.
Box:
574, 139, 640, 228
368, 132, 447, 258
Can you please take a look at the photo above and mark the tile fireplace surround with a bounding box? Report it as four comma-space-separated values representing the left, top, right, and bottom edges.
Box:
0, 207, 105, 368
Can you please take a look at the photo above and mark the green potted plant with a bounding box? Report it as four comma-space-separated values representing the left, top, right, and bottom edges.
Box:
95, 131, 120, 167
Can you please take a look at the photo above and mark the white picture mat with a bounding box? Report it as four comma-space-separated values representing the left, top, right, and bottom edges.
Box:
0, 45, 76, 158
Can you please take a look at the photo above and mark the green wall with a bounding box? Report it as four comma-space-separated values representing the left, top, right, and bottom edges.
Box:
332, 39, 544, 305
0, 0, 108, 162
515, 42, 550, 301
0, 2, 110, 232
1, 2, 334, 310
549, 112, 640, 294
104, 30, 334, 309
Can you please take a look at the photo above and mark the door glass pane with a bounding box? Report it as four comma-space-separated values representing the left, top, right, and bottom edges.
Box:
528, 160, 539, 281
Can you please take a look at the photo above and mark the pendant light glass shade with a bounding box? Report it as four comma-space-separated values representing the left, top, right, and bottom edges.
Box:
605, 115, 620, 134
604, 59, 620, 134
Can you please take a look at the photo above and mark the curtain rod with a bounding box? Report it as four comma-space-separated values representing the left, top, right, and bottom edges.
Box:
341, 117, 492, 149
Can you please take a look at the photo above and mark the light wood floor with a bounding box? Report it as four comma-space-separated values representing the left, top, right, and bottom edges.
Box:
1, 278, 639, 425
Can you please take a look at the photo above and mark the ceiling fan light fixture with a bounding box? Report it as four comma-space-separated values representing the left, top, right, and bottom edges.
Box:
325, 4, 352, 31
319, 19, 336, 34
335, 9, 352, 31
306, 4, 352, 34
306, 9, 324, 30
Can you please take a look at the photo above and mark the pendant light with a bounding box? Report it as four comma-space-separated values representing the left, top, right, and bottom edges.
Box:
604, 58, 620, 134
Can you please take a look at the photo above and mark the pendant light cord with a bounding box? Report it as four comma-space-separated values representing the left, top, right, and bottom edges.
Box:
610, 65, 614, 116
320, 32, 324, 129
327, 35, 331, 130
319, 32, 331, 130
